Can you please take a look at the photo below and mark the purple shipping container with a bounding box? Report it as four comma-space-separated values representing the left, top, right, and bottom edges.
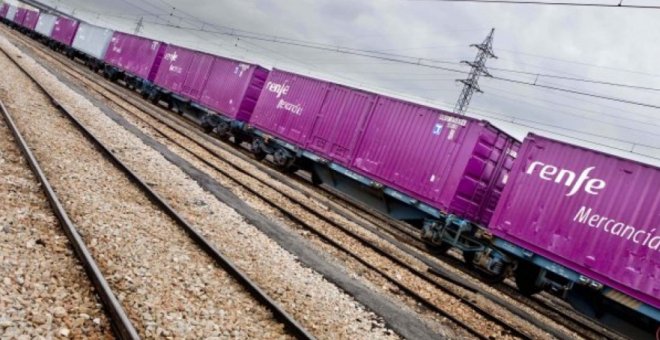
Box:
12, 7, 26, 25
51, 16, 79, 46
251, 69, 519, 225
0, 4, 8, 19
490, 133, 659, 309
104, 32, 166, 82
154, 45, 196, 96
198, 56, 268, 122
21, 9, 39, 30
154, 44, 268, 121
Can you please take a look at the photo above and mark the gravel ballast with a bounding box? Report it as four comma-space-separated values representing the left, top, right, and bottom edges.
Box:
0, 33, 404, 339
0, 37, 291, 338
0, 105, 112, 337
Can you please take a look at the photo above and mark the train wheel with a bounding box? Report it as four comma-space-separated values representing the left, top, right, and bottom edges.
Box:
273, 148, 294, 169
251, 139, 266, 161
232, 135, 244, 146
464, 251, 507, 284
201, 124, 213, 134
425, 242, 451, 255
514, 260, 543, 296
477, 268, 507, 284
462, 251, 475, 268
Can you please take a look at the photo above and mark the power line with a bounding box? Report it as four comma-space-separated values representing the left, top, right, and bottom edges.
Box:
483, 91, 660, 135
406, 0, 660, 9
76, 7, 660, 112
498, 48, 660, 78
481, 84, 660, 128
491, 76, 660, 109
73, 1, 660, 95
489, 66, 660, 92
52, 1, 660, 160
467, 107, 660, 162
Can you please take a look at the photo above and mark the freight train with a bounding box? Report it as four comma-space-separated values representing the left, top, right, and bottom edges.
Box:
1, 4, 657, 338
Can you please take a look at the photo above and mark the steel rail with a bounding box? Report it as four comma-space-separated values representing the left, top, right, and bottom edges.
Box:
0, 98, 140, 339
0, 45, 314, 340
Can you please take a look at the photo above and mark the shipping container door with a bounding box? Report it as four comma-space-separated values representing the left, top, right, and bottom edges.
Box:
235, 67, 268, 122
307, 86, 376, 166
353, 98, 460, 202
449, 128, 513, 224
181, 52, 214, 101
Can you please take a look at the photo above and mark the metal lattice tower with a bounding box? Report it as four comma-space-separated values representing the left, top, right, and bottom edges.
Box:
454, 28, 497, 115
134, 16, 144, 34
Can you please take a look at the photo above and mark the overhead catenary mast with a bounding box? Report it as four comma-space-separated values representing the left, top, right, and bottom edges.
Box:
454, 28, 497, 115
134, 16, 144, 34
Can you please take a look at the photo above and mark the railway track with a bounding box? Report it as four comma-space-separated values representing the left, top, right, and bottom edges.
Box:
2, 26, 629, 339
0, 101, 130, 338
303, 180, 630, 340
0, 37, 313, 339
5, 29, 569, 340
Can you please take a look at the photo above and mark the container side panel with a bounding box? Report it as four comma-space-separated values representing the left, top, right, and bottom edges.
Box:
490, 134, 660, 308
22, 10, 40, 30
250, 70, 329, 145
71, 23, 114, 59
51, 16, 79, 46
153, 45, 196, 95
105, 32, 164, 80
180, 52, 214, 101
34, 13, 56, 37
307, 86, 376, 166
12, 8, 26, 25
198, 60, 260, 120
352, 97, 472, 210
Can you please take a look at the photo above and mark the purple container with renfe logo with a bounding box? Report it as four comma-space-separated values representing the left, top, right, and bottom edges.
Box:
21, 9, 40, 30
250, 69, 519, 225
12, 7, 26, 25
104, 32, 167, 82
51, 16, 79, 46
489, 133, 659, 309
153, 45, 196, 96
154, 44, 268, 121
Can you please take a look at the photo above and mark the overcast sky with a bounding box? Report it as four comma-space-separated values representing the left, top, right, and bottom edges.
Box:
12, 0, 660, 165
